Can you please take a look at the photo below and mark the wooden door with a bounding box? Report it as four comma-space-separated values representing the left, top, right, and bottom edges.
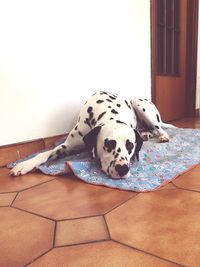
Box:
151, 0, 198, 122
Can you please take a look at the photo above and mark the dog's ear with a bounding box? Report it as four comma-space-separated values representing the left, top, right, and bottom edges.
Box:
83, 126, 102, 157
134, 130, 143, 161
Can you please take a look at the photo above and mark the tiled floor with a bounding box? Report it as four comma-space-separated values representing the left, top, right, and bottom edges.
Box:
0, 117, 200, 267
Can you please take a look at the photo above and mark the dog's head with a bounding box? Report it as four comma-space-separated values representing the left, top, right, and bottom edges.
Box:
83, 124, 143, 179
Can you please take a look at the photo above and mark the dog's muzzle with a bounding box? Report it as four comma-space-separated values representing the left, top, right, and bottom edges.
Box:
115, 164, 129, 177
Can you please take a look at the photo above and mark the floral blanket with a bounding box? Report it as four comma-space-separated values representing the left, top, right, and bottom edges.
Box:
8, 128, 200, 192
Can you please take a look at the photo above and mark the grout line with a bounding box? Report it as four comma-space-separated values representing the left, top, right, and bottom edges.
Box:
24, 247, 53, 267
0, 176, 57, 195
10, 191, 19, 206
112, 239, 186, 267
11, 206, 56, 222
171, 182, 180, 189
18, 177, 57, 193
0, 191, 18, 194
104, 193, 139, 215
57, 214, 102, 222
54, 239, 109, 249
172, 186, 200, 194
102, 215, 111, 239
53, 221, 57, 248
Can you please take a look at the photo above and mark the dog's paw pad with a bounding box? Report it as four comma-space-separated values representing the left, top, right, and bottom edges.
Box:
141, 132, 153, 141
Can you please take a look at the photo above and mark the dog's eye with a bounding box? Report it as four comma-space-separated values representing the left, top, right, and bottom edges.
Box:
126, 139, 134, 155
104, 138, 117, 152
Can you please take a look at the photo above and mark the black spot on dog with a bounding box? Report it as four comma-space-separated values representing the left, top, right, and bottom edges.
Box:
84, 118, 91, 128
156, 114, 160, 122
71, 134, 74, 138
155, 125, 160, 129
87, 106, 93, 113
108, 106, 111, 108
117, 148, 121, 153
125, 100, 132, 110
110, 117, 114, 120
75, 125, 78, 130
139, 99, 143, 101
116, 103, 121, 107
96, 100, 104, 104
97, 111, 106, 121
56, 149, 61, 155
62, 145, 66, 149
116, 120, 127, 125
143, 108, 146, 112
130, 124, 133, 128
104, 138, 117, 153
91, 118, 96, 126
100, 91, 108, 95
109, 160, 114, 167
126, 139, 134, 155
89, 112, 94, 119
78, 131, 83, 137
106, 99, 112, 102
109, 95, 116, 100
48, 154, 54, 160
114, 153, 119, 159
111, 109, 118, 114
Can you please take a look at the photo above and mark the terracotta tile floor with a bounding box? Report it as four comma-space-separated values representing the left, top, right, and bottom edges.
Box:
0, 117, 200, 267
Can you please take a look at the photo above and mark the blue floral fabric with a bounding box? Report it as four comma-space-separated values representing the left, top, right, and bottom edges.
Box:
8, 128, 200, 192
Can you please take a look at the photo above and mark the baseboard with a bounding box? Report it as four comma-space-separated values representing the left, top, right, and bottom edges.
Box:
0, 134, 67, 168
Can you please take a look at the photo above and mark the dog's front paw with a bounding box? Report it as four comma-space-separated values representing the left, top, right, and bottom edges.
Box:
141, 132, 153, 141
159, 134, 169, 142
9, 162, 35, 176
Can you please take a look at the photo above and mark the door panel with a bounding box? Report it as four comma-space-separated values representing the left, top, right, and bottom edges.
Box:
151, 0, 188, 122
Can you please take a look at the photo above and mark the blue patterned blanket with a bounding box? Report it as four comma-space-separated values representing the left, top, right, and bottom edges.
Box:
8, 128, 200, 192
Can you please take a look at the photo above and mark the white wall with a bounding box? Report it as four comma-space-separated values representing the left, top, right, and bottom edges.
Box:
0, 0, 151, 146
196, 2, 200, 109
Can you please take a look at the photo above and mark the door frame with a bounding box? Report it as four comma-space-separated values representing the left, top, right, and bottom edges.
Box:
151, 0, 199, 118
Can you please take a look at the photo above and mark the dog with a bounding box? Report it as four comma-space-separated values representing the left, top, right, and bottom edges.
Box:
10, 91, 174, 179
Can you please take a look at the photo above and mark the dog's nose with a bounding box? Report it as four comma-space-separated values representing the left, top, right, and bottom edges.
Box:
115, 164, 129, 177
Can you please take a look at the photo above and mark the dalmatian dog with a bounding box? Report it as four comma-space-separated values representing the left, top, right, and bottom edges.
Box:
10, 91, 175, 179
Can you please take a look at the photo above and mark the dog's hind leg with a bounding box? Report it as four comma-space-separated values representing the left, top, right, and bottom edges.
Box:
9, 124, 86, 176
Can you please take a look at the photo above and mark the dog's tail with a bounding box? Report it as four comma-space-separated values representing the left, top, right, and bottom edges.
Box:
161, 122, 177, 128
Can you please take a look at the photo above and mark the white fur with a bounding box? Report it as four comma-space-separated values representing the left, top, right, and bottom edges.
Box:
10, 92, 174, 178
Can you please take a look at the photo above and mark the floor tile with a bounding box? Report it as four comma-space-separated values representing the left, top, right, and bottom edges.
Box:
55, 216, 109, 246
0, 168, 54, 193
13, 176, 135, 220
106, 189, 200, 267
0, 192, 17, 206
0, 207, 54, 267
158, 182, 176, 190
29, 241, 178, 267
173, 164, 200, 191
